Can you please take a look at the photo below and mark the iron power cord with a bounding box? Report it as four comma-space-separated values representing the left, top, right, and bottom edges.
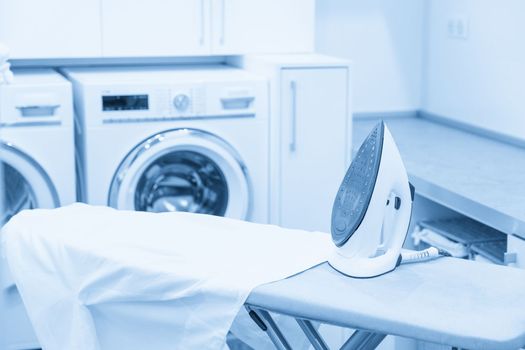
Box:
399, 247, 452, 265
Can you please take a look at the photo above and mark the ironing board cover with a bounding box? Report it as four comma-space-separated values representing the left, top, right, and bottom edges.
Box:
248, 260, 525, 350
1, 204, 333, 350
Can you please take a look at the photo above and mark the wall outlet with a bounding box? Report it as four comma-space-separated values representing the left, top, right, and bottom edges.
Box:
447, 15, 469, 39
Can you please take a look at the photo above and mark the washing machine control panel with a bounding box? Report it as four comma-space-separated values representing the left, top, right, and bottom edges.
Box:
96, 83, 258, 124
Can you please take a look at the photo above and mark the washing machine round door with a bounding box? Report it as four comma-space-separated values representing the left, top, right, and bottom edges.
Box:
0, 142, 59, 226
108, 129, 251, 220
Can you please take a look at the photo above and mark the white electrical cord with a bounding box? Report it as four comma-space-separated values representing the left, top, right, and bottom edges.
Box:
400, 247, 451, 265
412, 226, 469, 258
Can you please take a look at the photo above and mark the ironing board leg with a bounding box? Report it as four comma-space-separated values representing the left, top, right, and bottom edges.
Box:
339, 330, 386, 350
295, 318, 329, 350
245, 306, 292, 350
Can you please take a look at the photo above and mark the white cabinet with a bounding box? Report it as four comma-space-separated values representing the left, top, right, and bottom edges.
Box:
101, 0, 210, 57
210, 0, 314, 55
279, 68, 349, 232
235, 54, 352, 233
0, 0, 101, 58
103, 0, 313, 57
0, 0, 313, 59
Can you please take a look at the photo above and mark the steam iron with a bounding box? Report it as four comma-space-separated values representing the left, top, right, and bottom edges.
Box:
329, 121, 415, 278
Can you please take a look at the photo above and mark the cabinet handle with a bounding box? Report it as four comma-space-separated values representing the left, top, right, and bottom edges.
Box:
219, 0, 226, 45
289, 81, 297, 152
200, 0, 205, 45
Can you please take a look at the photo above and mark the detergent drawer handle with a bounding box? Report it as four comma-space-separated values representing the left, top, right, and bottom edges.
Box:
289, 80, 297, 152
16, 104, 60, 117
220, 96, 254, 110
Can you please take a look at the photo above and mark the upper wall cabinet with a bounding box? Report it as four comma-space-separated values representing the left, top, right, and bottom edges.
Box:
0, 0, 102, 59
210, 0, 315, 55
1, 0, 314, 59
102, 0, 210, 57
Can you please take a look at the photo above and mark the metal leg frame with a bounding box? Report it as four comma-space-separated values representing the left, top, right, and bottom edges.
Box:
245, 305, 386, 350
296, 318, 330, 350
340, 331, 386, 350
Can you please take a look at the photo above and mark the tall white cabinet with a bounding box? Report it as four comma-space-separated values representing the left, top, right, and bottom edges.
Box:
233, 55, 352, 233
279, 68, 349, 232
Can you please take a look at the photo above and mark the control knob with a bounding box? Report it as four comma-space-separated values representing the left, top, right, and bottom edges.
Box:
173, 94, 190, 112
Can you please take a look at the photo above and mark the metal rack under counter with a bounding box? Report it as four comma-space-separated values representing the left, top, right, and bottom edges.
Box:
353, 115, 525, 239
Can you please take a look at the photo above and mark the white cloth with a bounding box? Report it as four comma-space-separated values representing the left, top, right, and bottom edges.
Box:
1, 204, 333, 350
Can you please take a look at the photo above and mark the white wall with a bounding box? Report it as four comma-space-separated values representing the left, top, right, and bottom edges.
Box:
422, 0, 525, 140
315, 0, 425, 114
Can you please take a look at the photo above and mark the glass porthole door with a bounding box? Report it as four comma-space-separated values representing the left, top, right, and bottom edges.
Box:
108, 129, 251, 220
0, 142, 59, 226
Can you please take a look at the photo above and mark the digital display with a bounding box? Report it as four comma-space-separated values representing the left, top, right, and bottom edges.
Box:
102, 95, 149, 111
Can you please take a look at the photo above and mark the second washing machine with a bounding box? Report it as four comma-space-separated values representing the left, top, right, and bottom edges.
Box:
1, 68, 76, 350
64, 65, 269, 223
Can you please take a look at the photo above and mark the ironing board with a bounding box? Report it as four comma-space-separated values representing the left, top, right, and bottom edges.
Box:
246, 259, 525, 350
5, 205, 525, 350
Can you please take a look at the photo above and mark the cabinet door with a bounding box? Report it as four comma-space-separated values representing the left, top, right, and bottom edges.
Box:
211, 0, 314, 55
0, 0, 101, 58
102, 0, 210, 57
280, 68, 349, 233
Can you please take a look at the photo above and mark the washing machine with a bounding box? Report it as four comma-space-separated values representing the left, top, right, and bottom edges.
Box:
64, 65, 269, 223
0, 69, 75, 349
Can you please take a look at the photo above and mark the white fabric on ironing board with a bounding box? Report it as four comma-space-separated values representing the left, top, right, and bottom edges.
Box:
1, 203, 333, 350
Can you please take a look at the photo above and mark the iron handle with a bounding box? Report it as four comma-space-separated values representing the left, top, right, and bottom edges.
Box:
289, 80, 297, 152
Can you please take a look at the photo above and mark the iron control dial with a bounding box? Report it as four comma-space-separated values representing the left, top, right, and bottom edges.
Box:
173, 94, 190, 112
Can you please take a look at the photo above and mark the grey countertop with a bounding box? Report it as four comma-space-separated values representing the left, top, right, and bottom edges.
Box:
352, 117, 525, 238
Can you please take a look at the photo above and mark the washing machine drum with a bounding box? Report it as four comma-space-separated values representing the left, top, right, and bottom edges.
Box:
109, 129, 251, 220
0, 142, 59, 226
